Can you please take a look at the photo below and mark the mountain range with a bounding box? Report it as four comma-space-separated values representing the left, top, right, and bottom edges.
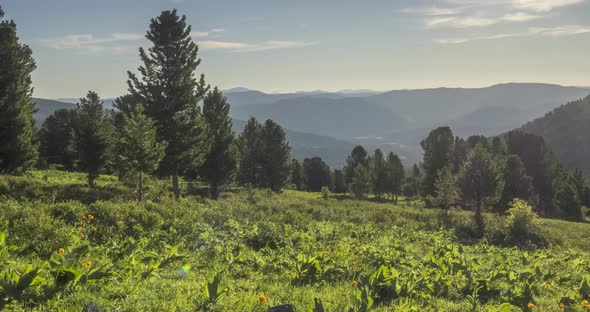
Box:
33, 83, 590, 170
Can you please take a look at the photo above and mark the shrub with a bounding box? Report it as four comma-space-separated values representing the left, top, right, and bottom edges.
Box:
504, 199, 548, 247
321, 186, 331, 200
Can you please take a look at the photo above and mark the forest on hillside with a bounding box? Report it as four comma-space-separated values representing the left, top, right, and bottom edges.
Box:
2, 4, 590, 311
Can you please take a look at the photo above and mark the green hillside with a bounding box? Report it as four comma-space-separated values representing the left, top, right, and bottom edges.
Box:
521, 95, 590, 176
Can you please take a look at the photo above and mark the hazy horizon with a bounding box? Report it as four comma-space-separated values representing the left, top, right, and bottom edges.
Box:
3, 0, 590, 98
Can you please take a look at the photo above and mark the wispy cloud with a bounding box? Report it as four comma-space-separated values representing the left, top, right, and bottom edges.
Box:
512, 0, 585, 12
401, 6, 460, 16
434, 24, 590, 44
500, 12, 543, 22
199, 40, 318, 52
529, 25, 590, 36
426, 16, 498, 28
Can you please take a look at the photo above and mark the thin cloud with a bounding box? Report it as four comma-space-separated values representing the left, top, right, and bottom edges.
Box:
401, 6, 460, 16
501, 12, 543, 22
198, 40, 318, 52
512, 0, 585, 12
529, 25, 590, 36
434, 24, 590, 44
426, 16, 497, 28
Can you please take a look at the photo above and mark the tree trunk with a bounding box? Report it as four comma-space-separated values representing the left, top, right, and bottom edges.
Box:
210, 181, 220, 200
172, 165, 180, 200
138, 171, 143, 202
475, 199, 484, 236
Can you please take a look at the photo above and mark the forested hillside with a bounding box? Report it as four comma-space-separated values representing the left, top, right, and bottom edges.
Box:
521, 95, 590, 176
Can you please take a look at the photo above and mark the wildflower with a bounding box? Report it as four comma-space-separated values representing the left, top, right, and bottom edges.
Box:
258, 294, 268, 303
560, 303, 565, 311
527, 303, 535, 309
80, 233, 85, 239
87, 214, 94, 221
351, 280, 358, 287
582, 300, 589, 308
85, 253, 91, 258
82, 215, 87, 219
58, 248, 65, 254
543, 282, 552, 289
79, 221, 84, 226
83, 261, 92, 268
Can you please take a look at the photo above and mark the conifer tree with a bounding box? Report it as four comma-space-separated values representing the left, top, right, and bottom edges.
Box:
333, 169, 347, 194
261, 119, 291, 192
302, 157, 331, 192
39, 109, 78, 170
459, 145, 504, 234
344, 145, 368, 187
118, 106, 167, 201
554, 179, 583, 221
200, 88, 238, 199
237, 117, 264, 186
433, 166, 460, 214
76, 91, 114, 187
127, 9, 210, 199
291, 159, 304, 191
496, 155, 535, 213
385, 152, 405, 201
350, 164, 372, 200
372, 149, 387, 199
0, 6, 38, 173
421, 127, 454, 196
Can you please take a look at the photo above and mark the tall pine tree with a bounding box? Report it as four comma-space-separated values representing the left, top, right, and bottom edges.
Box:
261, 119, 291, 192
200, 88, 238, 199
291, 159, 305, 191
127, 10, 210, 199
237, 117, 264, 187
385, 152, 405, 201
0, 6, 38, 174
372, 149, 387, 199
343, 145, 368, 188
302, 157, 331, 192
76, 91, 113, 187
421, 127, 454, 196
39, 108, 78, 170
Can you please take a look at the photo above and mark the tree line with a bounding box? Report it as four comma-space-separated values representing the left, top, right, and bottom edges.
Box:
1, 8, 291, 200
1, 5, 589, 221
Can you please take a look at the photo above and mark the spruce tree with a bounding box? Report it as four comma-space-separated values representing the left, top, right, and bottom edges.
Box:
39, 109, 78, 170
127, 9, 210, 199
554, 179, 583, 221
261, 119, 291, 192
433, 166, 460, 215
350, 164, 372, 200
496, 155, 535, 213
372, 149, 387, 199
237, 117, 264, 186
0, 7, 38, 174
291, 159, 305, 191
333, 169, 347, 194
344, 145, 368, 187
421, 127, 454, 196
385, 152, 405, 201
118, 106, 167, 201
302, 157, 331, 192
459, 145, 504, 234
200, 88, 238, 199
76, 91, 114, 187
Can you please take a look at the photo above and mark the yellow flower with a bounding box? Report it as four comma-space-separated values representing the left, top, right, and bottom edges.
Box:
527, 303, 535, 309
85, 253, 91, 258
82, 215, 87, 219
582, 300, 589, 307
560, 303, 565, 311
258, 294, 268, 303
58, 248, 65, 254
87, 214, 94, 221
80, 233, 85, 239
83, 261, 92, 268
351, 280, 358, 287
543, 282, 552, 289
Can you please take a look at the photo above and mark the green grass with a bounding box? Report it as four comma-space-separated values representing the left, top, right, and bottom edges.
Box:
1, 170, 590, 311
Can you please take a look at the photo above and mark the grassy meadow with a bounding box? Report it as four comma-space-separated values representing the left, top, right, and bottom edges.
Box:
1, 170, 590, 311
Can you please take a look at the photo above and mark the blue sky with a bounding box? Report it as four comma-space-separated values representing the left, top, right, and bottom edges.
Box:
2, 0, 590, 98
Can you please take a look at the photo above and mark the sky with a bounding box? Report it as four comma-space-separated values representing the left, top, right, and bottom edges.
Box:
2, 0, 590, 98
